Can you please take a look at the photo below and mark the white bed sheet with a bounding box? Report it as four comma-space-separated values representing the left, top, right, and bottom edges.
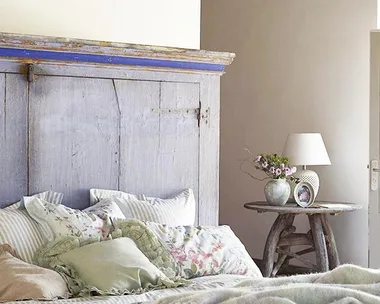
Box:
6, 274, 249, 304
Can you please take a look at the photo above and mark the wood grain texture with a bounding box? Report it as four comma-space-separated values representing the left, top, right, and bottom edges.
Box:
309, 214, 329, 272
244, 201, 362, 214
0, 32, 235, 67
115, 80, 200, 223
0, 73, 27, 206
0, 52, 224, 227
321, 214, 340, 269
199, 76, 220, 226
28, 76, 119, 209
262, 214, 294, 277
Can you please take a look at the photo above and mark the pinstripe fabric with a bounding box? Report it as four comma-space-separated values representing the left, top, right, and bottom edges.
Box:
90, 189, 196, 226
0, 192, 63, 264
4, 274, 247, 304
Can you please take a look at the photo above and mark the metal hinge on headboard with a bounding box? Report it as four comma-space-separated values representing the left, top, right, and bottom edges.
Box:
151, 101, 210, 128
27, 64, 36, 82
198, 101, 210, 127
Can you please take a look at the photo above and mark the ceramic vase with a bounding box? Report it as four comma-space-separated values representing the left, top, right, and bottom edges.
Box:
264, 179, 290, 206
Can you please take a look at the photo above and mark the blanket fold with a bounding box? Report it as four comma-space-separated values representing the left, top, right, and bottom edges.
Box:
155, 264, 380, 304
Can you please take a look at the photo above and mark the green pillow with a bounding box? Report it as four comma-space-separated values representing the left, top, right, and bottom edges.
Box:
59, 237, 172, 293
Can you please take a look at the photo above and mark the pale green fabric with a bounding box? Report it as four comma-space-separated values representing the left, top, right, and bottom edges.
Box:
60, 238, 168, 292
34, 225, 188, 297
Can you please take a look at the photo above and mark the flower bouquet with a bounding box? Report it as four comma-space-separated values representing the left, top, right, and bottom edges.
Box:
241, 148, 299, 206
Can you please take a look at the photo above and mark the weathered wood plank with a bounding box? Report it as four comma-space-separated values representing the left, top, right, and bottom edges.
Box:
0, 32, 235, 71
160, 82, 199, 224
0, 73, 27, 207
115, 80, 199, 223
0, 60, 214, 82
199, 76, 220, 226
309, 214, 329, 272
29, 76, 119, 209
321, 214, 340, 269
115, 80, 160, 195
262, 214, 293, 277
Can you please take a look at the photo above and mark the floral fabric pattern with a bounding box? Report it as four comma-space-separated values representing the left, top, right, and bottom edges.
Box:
146, 222, 263, 279
24, 197, 125, 241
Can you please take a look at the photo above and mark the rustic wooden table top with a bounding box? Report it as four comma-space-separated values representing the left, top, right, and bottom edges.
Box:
244, 201, 362, 214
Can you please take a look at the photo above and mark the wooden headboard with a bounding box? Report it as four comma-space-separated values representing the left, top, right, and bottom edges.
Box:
0, 33, 234, 226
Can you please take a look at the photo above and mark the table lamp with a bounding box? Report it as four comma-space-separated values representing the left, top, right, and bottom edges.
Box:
282, 133, 331, 198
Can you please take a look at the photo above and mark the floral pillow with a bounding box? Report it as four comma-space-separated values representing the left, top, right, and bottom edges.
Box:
24, 197, 125, 241
145, 222, 262, 279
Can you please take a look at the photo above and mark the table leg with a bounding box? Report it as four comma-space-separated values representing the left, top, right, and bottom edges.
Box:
308, 214, 329, 272
262, 214, 293, 277
321, 214, 340, 269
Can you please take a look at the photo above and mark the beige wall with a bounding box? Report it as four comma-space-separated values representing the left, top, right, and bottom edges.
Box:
0, 0, 200, 49
202, 0, 376, 266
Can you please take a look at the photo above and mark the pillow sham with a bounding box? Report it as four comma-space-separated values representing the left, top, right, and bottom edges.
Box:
0, 251, 70, 302
2, 190, 63, 210
113, 219, 263, 279
90, 188, 196, 226
59, 237, 177, 295
34, 235, 186, 296
24, 196, 125, 241
0, 191, 63, 264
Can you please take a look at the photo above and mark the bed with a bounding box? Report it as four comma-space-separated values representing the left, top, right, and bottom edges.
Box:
1, 33, 380, 304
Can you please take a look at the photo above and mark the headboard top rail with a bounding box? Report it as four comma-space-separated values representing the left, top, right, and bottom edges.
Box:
0, 32, 235, 74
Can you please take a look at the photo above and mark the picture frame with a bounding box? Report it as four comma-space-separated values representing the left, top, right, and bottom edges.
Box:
294, 181, 315, 207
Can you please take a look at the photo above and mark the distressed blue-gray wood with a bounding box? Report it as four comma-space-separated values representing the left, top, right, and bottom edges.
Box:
199, 76, 221, 225
0, 32, 235, 74
28, 76, 119, 209
0, 73, 27, 207
0, 34, 234, 227
114, 80, 161, 195
160, 82, 200, 224
115, 80, 199, 221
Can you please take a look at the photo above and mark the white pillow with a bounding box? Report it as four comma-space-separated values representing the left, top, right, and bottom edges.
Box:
24, 197, 125, 241
0, 191, 63, 263
90, 188, 196, 226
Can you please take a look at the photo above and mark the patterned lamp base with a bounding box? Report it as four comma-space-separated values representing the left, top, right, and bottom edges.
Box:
291, 169, 320, 199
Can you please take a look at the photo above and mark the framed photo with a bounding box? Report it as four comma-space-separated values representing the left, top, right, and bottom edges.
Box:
294, 182, 315, 207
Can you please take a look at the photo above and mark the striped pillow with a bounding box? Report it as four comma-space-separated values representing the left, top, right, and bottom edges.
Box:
90, 188, 196, 226
0, 192, 63, 264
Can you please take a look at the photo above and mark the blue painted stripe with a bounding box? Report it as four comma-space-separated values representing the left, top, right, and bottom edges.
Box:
0, 47, 225, 72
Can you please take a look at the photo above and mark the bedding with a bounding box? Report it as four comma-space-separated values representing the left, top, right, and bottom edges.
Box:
0, 191, 63, 263
3, 274, 248, 304
58, 237, 182, 296
24, 196, 125, 241
90, 188, 196, 226
0, 249, 69, 302
146, 221, 262, 279
154, 264, 380, 304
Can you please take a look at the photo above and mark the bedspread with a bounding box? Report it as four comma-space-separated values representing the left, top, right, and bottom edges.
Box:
155, 264, 380, 304
3, 274, 247, 304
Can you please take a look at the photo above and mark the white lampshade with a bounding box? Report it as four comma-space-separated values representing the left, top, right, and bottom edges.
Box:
282, 133, 331, 166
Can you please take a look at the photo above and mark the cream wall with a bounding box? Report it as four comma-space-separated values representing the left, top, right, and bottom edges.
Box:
0, 0, 200, 49
202, 0, 376, 266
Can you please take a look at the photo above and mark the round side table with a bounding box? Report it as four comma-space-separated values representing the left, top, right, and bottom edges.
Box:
244, 201, 362, 277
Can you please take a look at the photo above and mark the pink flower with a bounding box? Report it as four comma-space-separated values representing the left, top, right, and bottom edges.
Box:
285, 168, 291, 176
262, 161, 268, 168
254, 155, 262, 162
291, 166, 297, 173
269, 167, 275, 174
275, 168, 282, 175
